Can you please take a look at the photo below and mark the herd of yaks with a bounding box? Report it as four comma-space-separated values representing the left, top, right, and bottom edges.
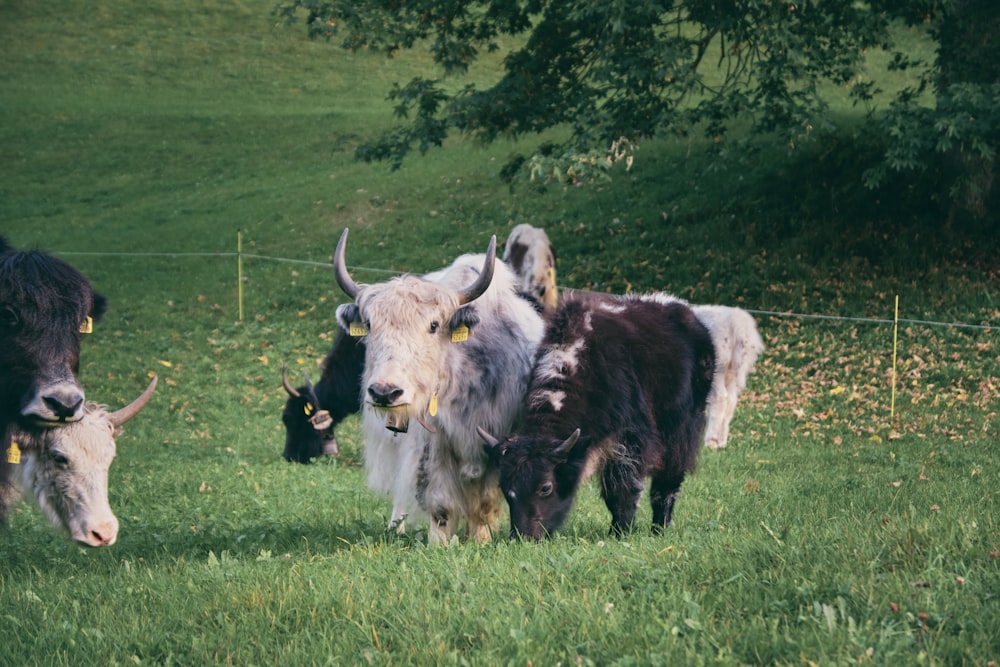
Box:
0, 225, 763, 547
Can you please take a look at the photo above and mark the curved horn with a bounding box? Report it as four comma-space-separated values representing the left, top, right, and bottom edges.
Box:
333, 228, 361, 299
476, 426, 502, 449
553, 428, 581, 457
281, 364, 301, 397
110, 375, 158, 427
457, 235, 497, 306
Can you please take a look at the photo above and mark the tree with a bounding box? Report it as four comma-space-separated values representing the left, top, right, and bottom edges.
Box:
276, 0, 997, 220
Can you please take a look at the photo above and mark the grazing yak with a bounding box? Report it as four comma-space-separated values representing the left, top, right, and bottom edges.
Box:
333, 229, 545, 543
479, 293, 715, 540
1, 236, 107, 509
2, 376, 157, 546
690, 305, 764, 450
280, 327, 366, 463
503, 224, 559, 314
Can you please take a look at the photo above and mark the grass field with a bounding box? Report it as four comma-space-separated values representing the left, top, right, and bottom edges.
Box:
1, 1, 998, 665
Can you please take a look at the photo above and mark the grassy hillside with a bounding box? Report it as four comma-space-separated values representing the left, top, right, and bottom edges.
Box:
1, 1, 997, 665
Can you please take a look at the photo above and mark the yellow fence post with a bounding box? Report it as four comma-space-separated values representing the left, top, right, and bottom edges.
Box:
237, 230, 244, 322
891, 294, 899, 419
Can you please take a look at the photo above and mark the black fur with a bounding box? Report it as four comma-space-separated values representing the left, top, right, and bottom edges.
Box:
484, 293, 715, 539
281, 326, 366, 463
1, 237, 106, 517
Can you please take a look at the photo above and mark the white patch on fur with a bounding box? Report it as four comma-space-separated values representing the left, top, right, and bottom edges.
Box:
595, 301, 627, 315
631, 292, 688, 307
533, 336, 586, 383
529, 389, 566, 412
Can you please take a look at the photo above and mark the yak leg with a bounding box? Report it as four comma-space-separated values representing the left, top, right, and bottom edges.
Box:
388, 502, 408, 534
600, 458, 644, 537
649, 471, 686, 533
464, 478, 501, 544
719, 368, 747, 447
703, 379, 729, 449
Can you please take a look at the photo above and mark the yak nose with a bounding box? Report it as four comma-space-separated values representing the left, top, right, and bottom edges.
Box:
83, 520, 119, 547
42, 389, 85, 421
368, 382, 404, 407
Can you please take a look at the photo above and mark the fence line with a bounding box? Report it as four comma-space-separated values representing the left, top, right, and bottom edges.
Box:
54, 249, 996, 333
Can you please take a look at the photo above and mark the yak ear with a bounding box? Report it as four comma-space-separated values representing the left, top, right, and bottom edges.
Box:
336, 303, 361, 331
91, 292, 109, 322
450, 304, 480, 332
552, 429, 581, 459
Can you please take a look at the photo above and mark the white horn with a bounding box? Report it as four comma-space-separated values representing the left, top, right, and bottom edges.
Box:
109, 376, 158, 427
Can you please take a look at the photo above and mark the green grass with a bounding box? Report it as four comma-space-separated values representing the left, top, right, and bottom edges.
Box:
1, 1, 998, 665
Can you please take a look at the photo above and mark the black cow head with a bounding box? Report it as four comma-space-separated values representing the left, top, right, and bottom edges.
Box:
479, 427, 582, 540
281, 366, 337, 463
0, 238, 107, 427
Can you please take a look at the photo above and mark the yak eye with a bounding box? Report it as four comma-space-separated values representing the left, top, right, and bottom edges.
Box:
52, 453, 70, 469
429, 321, 440, 334
0, 306, 18, 329
537, 482, 554, 498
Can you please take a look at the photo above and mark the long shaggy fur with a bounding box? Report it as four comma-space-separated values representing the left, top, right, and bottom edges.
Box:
337, 252, 545, 543
692, 305, 765, 450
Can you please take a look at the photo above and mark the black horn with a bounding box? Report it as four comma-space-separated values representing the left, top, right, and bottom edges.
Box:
457, 236, 497, 305
333, 228, 361, 299
109, 376, 158, 427
281, 364, 300, 398
553, 428, 581, 457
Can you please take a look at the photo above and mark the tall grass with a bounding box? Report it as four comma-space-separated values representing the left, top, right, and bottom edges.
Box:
1, 1, 997, 665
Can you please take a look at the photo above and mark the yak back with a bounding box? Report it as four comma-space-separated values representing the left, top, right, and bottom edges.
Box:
523, 293, 715, 474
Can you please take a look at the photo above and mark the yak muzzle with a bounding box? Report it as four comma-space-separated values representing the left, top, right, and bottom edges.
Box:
367, 382, 404, 407
22, 381, 86, 425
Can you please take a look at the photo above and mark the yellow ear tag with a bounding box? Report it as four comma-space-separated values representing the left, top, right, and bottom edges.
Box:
548, 266, 557, 285
79, 316, 93, 334
429, 392, 438, 417
349, 321, 369, 337
6, 442, 21, 465
451, 324, 469, 343
304, 402, 315, 417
